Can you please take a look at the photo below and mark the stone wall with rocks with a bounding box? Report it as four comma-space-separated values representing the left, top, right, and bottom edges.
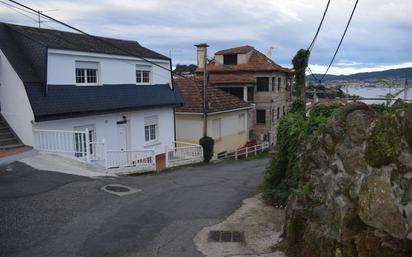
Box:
284, 102, 412, 257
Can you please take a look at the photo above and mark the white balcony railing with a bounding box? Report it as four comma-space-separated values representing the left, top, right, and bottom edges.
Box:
105, 149, 156, 172
90, 140, 106, 161
166, 141, 203, 168
33, 129, 91, 162
217, 141, 270, 160
33, 130, 203, 172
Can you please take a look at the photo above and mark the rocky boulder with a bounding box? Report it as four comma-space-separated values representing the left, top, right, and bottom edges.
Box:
284, 103, 412, 257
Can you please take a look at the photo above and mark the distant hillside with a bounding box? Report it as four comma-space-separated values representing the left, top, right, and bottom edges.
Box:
307, 67, 412, 81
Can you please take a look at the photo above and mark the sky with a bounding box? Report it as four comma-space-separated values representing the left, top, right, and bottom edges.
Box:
0, 0, 411, 75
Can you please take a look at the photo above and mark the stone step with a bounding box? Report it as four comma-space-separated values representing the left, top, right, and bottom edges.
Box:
0, 132, 13, 140
0, 116, 22, 149
0, 143, 24, 150
0, 137, 19, 146
0, 127, 10, 133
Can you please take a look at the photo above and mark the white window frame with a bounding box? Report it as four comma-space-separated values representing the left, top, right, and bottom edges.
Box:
136, 65, 152, 85
73, 124, 96, 156
75, 61, 100, 86
212, 118, 221, 140
144, 115, 159, 144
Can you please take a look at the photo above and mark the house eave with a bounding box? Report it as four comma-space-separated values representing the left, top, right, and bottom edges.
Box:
35, 103, 178, 122
176, 106, 254, 116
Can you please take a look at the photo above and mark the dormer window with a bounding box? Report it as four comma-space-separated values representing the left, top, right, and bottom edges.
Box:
75, 61, 99, 86
136, 65, 151, 85
223, 54, 237, 65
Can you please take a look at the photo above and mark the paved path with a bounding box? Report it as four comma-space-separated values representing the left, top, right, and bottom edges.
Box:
0, 158, 269, 257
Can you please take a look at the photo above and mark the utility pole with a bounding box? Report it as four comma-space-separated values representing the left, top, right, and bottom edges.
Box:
405, 73, 409, 101
202, 45, 209, 137
194, 43, 209, 137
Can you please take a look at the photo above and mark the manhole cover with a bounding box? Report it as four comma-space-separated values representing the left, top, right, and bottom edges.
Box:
105, 185, 130, 192
101, 184, 141, 196
208, 230, 245, 243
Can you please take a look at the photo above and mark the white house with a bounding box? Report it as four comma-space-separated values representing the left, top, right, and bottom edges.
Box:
0, 22, 188, 172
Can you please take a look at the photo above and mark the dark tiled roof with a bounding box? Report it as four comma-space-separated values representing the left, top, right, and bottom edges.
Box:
25, 84, 183, 121
174, 78, 252, 114
215, 45, 254, 55
0, 22, 169, 85
3, 22, 169, 60
0, 22, 180, 121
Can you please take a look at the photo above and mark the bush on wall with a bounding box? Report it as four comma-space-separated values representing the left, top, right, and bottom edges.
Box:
263, 100, 342, 206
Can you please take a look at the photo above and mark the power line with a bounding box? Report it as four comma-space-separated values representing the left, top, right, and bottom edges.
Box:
319, 0, 359, 81
7, 0, 171, 72
3, 2, 177, 84
308, 0, 331, 51
0, 0, 38, 23
6, 0, 203, 87
0, 0, 36, 16
307, 0, 359, 83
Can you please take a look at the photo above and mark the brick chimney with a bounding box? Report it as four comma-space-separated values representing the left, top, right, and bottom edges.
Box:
194, 43, 209, 69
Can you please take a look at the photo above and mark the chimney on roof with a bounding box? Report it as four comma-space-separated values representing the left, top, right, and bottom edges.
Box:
195, 43, 209, 69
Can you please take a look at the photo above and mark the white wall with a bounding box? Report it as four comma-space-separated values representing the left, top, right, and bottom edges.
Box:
0, 49, 35, 145
175, 115, 203, 143
47, 49, 171, 86
34, 107, 175, 155
176, 109, 249, 144
207, 110, 249, 139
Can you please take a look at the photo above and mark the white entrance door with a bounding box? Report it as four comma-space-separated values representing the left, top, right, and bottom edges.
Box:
116, 124, 128, 151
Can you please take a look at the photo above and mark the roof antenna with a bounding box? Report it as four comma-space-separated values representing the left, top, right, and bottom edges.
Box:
37, 9, 59, 28
267, 46, 276, 59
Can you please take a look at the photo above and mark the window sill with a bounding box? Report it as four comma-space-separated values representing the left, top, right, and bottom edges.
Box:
136, 83, 151, 86
238, 131, 246, 135
76, 84, 100, 86
144, 140, 161, 148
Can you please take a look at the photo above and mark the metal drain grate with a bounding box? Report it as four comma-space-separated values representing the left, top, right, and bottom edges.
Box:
208, 230, 245, 243
101, 184, 141, 196
105, 185, 130, 192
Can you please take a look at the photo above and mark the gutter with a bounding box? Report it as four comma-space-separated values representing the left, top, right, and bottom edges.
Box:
176, 105, 254, 116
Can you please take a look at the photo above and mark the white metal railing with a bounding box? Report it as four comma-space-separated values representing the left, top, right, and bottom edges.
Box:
90, 140, 105, 161
166, 141, 203, 168
106, 149, 156, 171
33, 129, 91, 162
217, 141, 270, 160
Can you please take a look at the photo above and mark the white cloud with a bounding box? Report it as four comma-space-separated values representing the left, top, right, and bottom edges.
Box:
0, 0, 410, 69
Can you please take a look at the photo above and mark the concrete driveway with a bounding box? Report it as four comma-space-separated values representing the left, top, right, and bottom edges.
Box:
0, 158, 269, 257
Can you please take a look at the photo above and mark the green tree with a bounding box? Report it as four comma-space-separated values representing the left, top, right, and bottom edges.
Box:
292, 49, 310, 100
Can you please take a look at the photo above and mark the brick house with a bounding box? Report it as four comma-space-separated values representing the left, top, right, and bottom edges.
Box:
195, 45, 293, 145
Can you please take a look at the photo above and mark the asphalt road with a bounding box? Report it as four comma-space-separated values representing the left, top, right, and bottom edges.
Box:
0, 158, 269, 257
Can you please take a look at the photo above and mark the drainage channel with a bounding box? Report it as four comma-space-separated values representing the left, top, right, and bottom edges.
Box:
101, 184, 141, 196
208, 230, 245, 243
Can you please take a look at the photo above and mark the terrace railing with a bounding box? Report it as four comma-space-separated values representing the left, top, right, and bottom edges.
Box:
166, 141, 203, 168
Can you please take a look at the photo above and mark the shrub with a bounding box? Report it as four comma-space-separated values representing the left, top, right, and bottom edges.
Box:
289, 99, 305, 114
369, 101, 410, 113
263, 100, 342, 206
199, 136, 214, 162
